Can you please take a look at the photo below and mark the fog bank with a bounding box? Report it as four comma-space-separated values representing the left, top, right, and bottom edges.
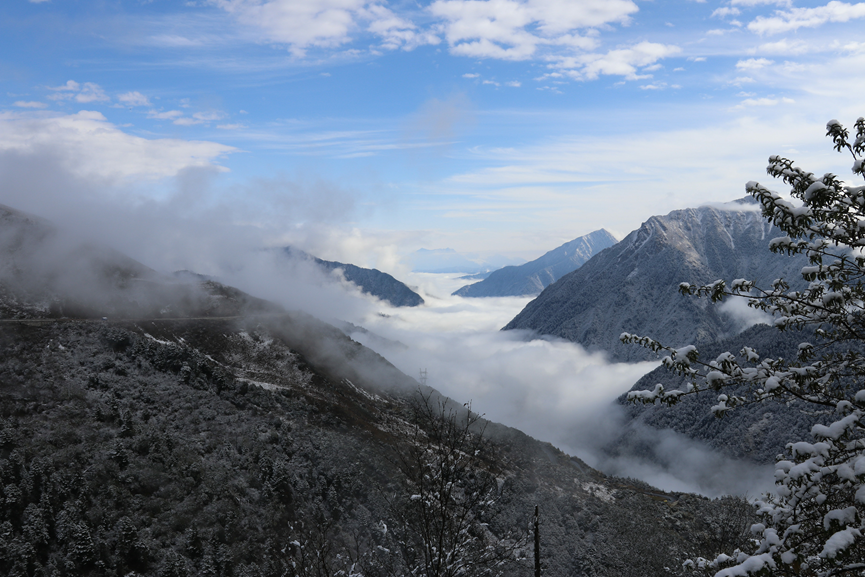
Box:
345, 273, 775, 497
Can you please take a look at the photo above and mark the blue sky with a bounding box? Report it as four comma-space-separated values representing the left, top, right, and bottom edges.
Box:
2, 0, 865, 273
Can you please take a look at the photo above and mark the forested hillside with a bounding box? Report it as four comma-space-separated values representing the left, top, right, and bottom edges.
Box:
0, 203, 755, 576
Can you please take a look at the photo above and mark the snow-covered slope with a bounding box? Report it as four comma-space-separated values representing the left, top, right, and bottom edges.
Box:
453, 229, 617, 297
0, 203, 752, 575
503, 199, 809, 362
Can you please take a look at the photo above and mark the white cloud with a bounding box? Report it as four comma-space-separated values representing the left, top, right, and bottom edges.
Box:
165, 110, 228, 126
429, 0, 636, 61
752, 37, 810, 54
733, 96, 794, 108
712, 6, 741, 18
462, 72, 480, 78
345, 275, 771, 497
483, 79, 500, 86
48, 80, 80, 93
748, 1, 865, 35
118, 91, 152, 107
48, 81, 110, 104
363, 4, 440, 50
148, 109, 184, 120
731, 0, 791, 6
147, 34, 206, 47
560, 41, 681, 81
212, 0, 437, 55
217, 123, 246, 129
213, 0, 365, 55
193, 110, 228, 122
76, 83, 110, 104
0, 110, 235, 182
173, 117, 202, 126
736, 57, 774, 69
13, 101, 48, 109
504, 80, 522, 87
28, 0, 51, 3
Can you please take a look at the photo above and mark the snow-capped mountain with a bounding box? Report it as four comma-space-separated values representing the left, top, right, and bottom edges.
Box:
452, 229, 618, 297
0, 202, 751, 576
503, 199, 809, 362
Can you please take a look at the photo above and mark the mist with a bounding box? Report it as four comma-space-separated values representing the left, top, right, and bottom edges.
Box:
343, 274, 775, 498
0, 143, 775, 498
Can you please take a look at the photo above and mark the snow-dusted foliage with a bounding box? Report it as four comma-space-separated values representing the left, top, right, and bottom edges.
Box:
623, 118, 865, 576
386, 394, 526, 577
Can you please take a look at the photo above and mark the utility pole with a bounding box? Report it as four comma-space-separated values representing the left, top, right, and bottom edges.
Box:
534, 505, 541, 577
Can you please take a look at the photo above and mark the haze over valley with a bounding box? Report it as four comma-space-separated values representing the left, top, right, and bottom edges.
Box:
3, 0, 865, 574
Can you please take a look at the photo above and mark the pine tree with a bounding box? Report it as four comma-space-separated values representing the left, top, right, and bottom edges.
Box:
623, 118, 865, 576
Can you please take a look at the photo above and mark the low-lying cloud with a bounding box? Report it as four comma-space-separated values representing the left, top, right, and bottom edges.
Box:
344, 273, 774, 497
0, 136, 775, 498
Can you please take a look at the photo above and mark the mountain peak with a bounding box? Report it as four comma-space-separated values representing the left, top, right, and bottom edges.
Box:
452, 229, 618, 298
503, 200, 806, 361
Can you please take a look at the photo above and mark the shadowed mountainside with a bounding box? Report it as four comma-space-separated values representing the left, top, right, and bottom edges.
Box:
282, 247, 424, 308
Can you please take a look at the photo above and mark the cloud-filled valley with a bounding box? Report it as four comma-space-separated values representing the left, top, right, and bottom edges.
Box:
4, 1, 865, 572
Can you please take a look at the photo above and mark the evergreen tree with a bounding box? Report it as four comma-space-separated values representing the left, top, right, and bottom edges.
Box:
623, 118, 865, 576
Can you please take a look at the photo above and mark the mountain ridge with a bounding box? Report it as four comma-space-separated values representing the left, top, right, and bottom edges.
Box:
503, 200, 809, 362
0, 202, 755, 576
453, 229, 618, 297
282, 247, 424, 308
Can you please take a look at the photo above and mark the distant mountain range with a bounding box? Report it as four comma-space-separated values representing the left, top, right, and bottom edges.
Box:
503, 199, 809, 362
0, 202, 750, 576
408, 248, 525, 274
282, 247, 424, 307
453, 229, 618, 297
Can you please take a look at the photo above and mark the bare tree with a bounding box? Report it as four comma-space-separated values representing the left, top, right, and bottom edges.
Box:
386, 392, 526, 577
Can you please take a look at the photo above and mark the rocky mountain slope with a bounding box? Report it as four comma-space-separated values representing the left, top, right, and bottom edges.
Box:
0, 204, 754, 576
503, 200, 809, 362
283, 247, 424, 307
453, 229, 617, 298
